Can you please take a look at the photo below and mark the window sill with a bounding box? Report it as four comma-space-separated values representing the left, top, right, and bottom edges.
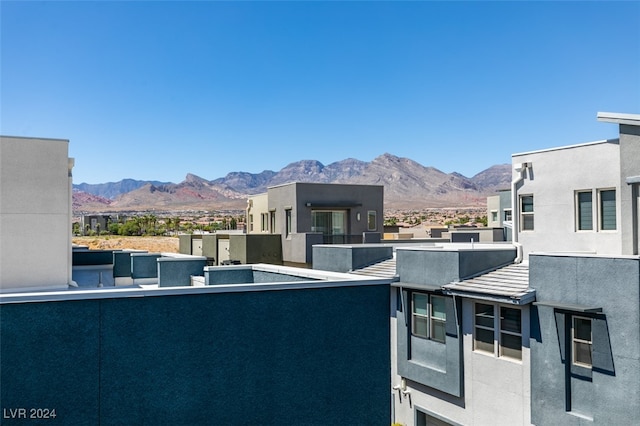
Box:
472, 350, 523, 364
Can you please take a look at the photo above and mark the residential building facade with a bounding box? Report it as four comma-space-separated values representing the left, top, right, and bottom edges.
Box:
313, 112, 640, 426
247, 182, 384, 264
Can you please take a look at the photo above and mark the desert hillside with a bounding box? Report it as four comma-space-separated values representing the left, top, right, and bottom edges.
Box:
73, 236, 179, 253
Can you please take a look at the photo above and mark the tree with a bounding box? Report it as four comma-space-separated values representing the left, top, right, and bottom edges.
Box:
120, 219, 141, 236
108, 222, 121, 235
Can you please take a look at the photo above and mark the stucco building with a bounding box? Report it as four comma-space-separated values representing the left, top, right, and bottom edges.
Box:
246, 182, 384, 264
0, 136, 75, 292
313, 112, 640, 426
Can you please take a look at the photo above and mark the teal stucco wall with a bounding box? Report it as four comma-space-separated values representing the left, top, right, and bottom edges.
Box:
1, 284, 390, 425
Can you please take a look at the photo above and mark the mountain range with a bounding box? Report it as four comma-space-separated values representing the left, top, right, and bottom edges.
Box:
72, 153, 511, 212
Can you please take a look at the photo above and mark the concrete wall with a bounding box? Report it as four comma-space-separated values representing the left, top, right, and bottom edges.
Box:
529, 254, 640, 425
0, 136, 73, 292
513, 141, 622, 258
396, 246, 516, 286
312, 244, 393, 272
395, 292, 463, 396
130, 253, 161, 279
157, 256, 207, 287
229, 234, 283, 265
0, 283, 391, 425
619, 124, 640, 255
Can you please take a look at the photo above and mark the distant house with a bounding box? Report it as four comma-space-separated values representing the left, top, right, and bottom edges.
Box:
80, 214, 112, 234
246, 182, 384, 265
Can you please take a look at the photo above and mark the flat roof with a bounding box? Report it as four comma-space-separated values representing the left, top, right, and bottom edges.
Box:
597, 111, 640, 126
512, 138, 618, 158
0, 264, 390, 305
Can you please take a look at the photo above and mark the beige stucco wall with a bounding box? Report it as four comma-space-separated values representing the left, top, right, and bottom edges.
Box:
246, 192, 269, 234
0, 136, 73, 292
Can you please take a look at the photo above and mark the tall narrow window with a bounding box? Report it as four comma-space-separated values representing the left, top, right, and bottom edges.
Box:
500, 307, 522, 360
474, 303, 495, 353
285, 209, 292, 237
573, 316, 592, 368
367, 210, 377, 231
599, 189, 616, 230
491, 210, 498, 222
412, 293, 429, 338
430, 296, 446, 343
249, 214, 254, 232
520, 196, 534, 231
576, 191, 593, 231
270, 211, 276, 234
261, 213, 268, 232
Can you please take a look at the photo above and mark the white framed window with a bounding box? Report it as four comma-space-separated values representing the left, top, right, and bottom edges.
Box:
261, 213, 268, 232
504, 208, 512, 222
249, 214, 254, 232
411, 292, 446, 343
520, 195, 534, 231
576, 190, 593, 231
598, 189, 616, 231
491, 210, 498, 222
474, 302, 522, 360
572, 316, 592, 368
367, 210, 377, 231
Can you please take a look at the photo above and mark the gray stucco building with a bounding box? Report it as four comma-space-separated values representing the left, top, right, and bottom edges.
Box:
247, 182, 384, 265
312, 112, 640, 426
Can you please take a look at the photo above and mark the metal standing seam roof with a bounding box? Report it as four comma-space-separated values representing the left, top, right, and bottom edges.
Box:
349, 257, 398, 281
442, 263, 535, 305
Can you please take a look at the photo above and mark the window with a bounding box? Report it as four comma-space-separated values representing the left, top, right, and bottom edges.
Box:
474, 303, 495, 353
411, 293, 446, 343
520, 195, 534, 231
285, 209, 292, 237
474, 303, 522, 360
249, 214, 254, 232
269, 211, 276, 234
599, 189, 616, 230
367, 210, 377, 231
503, 208, 512, 222
491, 210, 498, 222
261, 213, 268, 232
576, 191, 593, 231
416, 408, 454, 426
572, 316, 592, 368
500, 306, 522, 360
311, 210, 347, 235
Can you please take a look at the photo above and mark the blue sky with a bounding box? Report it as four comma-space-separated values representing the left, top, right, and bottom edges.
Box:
2, 1, 639, 184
